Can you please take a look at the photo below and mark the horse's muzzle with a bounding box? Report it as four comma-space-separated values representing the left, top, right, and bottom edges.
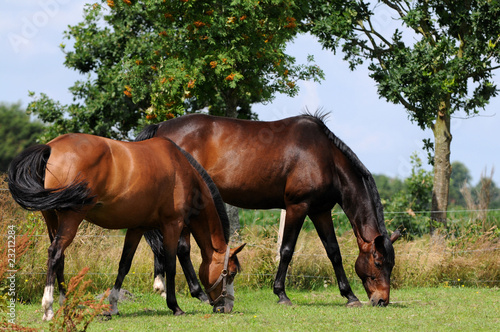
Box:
213, 301, 233, 313
370, 296, 389, 307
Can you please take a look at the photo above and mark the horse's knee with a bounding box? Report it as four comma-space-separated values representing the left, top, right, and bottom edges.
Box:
325, 244, 342, 264
177, 240, 190, 257
279, 244, 294, 261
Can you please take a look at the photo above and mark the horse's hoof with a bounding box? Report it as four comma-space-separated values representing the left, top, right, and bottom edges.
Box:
173, 309, 185, 316
42, 311, 54, 321
99, 312, 113, 321
277, 298, 293, 306
346, 300, 363, 308
197, 293, 210, 304
102, 309, 119, 317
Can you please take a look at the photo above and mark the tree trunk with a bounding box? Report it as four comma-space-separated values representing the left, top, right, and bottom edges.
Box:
224, 93, 240, 238
431, 103, 452, 230
225, 93, 238, 118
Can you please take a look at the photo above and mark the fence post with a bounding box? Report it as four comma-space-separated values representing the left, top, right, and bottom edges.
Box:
276, 209, 286, 261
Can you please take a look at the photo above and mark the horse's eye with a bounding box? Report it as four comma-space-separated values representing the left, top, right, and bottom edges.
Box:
374, 262, 382, 268
230, 271, 237, 278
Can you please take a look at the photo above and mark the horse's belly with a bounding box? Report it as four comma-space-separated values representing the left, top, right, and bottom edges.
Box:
85, 202, 164, 230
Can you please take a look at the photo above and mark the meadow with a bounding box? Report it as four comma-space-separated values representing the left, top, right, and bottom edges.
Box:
13, 287, 500, 331
1, 174, 499, 331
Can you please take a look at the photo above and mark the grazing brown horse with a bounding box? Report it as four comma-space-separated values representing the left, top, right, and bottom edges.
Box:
8, 133, 244, 320
138, 112, 400, 307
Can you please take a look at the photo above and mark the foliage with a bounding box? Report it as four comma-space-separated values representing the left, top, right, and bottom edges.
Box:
449, 161, 473, 207
27, 0, 324, 141
385, 153, 434, 237
308, 0, 500, 126
0, 103, 44, 172
373, 174, 405, 202
306, 0, 500, 224
50, 267, 110, 332
0, 174, 36, 330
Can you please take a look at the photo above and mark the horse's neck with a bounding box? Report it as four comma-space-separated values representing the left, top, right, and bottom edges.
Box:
338, 170, 381, 244
189, 198, 228, 259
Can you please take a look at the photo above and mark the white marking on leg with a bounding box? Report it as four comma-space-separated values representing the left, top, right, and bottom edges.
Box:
42, 285, 54, 321
58, 292, 66, 306
153, 275, 165, 293
108, 287, 120, 315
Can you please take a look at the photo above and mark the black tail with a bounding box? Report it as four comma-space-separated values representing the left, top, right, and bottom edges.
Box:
7, 144, 95, 212
135, 123, 160, 142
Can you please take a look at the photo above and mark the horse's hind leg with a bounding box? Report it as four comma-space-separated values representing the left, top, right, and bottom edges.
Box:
42, 210, 66, 306
273, 203, 308, 305
147, 228, 208, 303
152, 252, 166, 298
143, 230, 167, 297
309, 211, 362, 307
177, 227, 209, 303
108, 229, 144, 316
42, 212, 82, 321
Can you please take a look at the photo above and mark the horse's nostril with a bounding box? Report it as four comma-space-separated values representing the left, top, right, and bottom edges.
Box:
214, 307, 224, 313
377, 299, 387, 306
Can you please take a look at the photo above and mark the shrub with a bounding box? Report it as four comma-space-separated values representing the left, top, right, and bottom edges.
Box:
50, 267, 110, 332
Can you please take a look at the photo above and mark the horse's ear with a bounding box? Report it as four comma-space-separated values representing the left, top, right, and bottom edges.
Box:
373, 235, 386, 254
390, 225, 405, 243
390, 230, 401, 243
231, 243, 246, 256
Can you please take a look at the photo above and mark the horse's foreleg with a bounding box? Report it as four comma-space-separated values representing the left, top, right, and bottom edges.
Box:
177, 228, 209, 303
309, 211, 361, 307
108, 229, 144, 316
162, 224, 184, 316
42, 213, 81, 321
273, 203, 308, 305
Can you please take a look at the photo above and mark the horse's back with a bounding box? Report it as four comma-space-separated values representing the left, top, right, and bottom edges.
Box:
156, 114, 338, 209
45, 133, 198, 227
46, 134, 177, 183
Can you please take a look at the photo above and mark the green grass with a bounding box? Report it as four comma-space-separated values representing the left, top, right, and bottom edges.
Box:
13, 286, 500, 331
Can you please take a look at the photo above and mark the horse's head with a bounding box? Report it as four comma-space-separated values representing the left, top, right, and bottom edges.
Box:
199, 243, 245, 313
355, 231, 400, 306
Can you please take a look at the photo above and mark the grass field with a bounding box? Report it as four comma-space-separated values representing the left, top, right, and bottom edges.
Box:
2, 175, 499, 331
13, 286, 500, 331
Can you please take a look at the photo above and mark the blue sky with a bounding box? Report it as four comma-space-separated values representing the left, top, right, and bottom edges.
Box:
1, 1, 499, 186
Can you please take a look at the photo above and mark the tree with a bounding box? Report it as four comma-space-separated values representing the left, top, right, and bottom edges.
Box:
0, 103, 44, 172
28, 0, 323, 141
307, 1, 500, 226
387, 153, 433, 237
449, 161, 472, 207
373, 174, 404, 203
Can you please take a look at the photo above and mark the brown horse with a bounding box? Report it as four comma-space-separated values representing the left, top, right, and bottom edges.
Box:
138, 112, 400, 307
8, 133, 245, 320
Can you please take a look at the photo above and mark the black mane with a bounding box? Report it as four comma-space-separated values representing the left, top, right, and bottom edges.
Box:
140, 133, 231, 247
302, 111, 388, 236
170, 140, 231, 243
